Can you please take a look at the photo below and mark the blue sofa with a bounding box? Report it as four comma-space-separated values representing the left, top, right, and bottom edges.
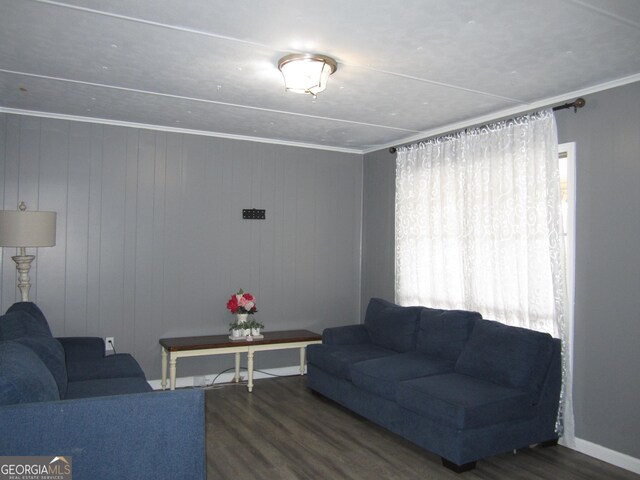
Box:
0, 302, 205, 480
307, 298, 561, 472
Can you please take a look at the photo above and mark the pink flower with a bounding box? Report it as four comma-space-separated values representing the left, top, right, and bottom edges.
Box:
238, 295, 254, 311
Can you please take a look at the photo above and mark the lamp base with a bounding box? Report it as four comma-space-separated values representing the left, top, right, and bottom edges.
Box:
12, 254, 35, 302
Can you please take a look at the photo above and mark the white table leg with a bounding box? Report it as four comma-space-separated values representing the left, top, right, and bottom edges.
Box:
161, 347, 167, 390
247, 349, 254, 393
169, 355, 177, 391
300, 346, 306, 375
234, 352, 241, 382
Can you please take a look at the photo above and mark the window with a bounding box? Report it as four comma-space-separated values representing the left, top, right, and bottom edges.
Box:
395, 110, 566, 336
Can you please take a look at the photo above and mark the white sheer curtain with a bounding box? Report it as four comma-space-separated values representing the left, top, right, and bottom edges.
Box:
395, 109, 572, 434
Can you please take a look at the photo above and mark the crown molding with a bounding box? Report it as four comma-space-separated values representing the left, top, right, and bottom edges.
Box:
364, 73, 640, 154
0, 107, 365, 155
3, 73, 639, 156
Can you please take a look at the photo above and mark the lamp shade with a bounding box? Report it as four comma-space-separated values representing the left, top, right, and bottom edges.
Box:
0, 209, 56, 247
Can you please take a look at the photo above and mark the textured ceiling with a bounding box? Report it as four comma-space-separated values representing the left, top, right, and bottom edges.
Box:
1, 0, 639, 153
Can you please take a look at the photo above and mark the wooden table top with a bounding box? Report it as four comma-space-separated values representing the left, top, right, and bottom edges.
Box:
159, 329, 322, 352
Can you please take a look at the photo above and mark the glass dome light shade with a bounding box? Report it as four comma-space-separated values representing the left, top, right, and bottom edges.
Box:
278, 54, 338, 96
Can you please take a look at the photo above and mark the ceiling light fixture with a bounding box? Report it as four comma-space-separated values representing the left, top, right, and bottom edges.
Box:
277, 53, 338, 97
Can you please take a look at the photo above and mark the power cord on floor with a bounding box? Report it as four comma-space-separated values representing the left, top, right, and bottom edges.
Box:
253, 368, 289, 378
203, 366, 292, 389
207, 367, 238, 387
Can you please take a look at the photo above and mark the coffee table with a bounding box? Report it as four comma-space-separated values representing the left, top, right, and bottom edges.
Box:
159, 329, 322, 392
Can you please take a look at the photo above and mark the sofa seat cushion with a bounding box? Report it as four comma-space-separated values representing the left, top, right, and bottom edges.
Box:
14, 336, 68, 397
0, 341, 60, 405
66, 353, 146, 382
306, 343, 395, 381
65, 377, 152, 399
397, 373, 536, 429
350, 352, 454, 401
364, 298, 423, 352
455, 319, 554, 390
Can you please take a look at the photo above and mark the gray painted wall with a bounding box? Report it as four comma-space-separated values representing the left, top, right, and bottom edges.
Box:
361, 81, 640, 458
554, 81, 640, 458
0, 114, 363, 380
361, 146, 396, 317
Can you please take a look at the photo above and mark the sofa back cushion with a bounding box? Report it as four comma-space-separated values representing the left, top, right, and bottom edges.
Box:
455, 319, 554, 390
6, 302, 53, 337
0, 341, 60, 405
417, 309, 481, 361
14, 336, 68, 398
0, 311, 52, 341
364, 298, 422, 352
0, 310, 67, 397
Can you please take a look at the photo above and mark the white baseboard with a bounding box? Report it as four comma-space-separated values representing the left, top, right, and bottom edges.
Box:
571, 437, 640, 475
147, 365, 303, 390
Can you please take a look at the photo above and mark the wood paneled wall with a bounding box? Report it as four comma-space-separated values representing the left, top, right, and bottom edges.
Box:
0, 114, 363, 378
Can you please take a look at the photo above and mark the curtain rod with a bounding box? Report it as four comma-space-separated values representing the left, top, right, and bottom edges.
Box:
389, 97, 586, 154
552, 97, 586, 112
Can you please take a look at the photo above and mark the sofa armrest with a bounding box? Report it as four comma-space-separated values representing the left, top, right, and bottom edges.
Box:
57, 337, 106, 361
0, 389, 205, 480
323, 324, 370, 345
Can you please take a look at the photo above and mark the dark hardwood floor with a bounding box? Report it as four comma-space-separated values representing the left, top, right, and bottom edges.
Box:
205, 376, 638, 480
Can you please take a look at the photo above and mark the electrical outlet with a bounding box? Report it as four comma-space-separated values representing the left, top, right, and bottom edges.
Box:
105, 337, 115, 353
